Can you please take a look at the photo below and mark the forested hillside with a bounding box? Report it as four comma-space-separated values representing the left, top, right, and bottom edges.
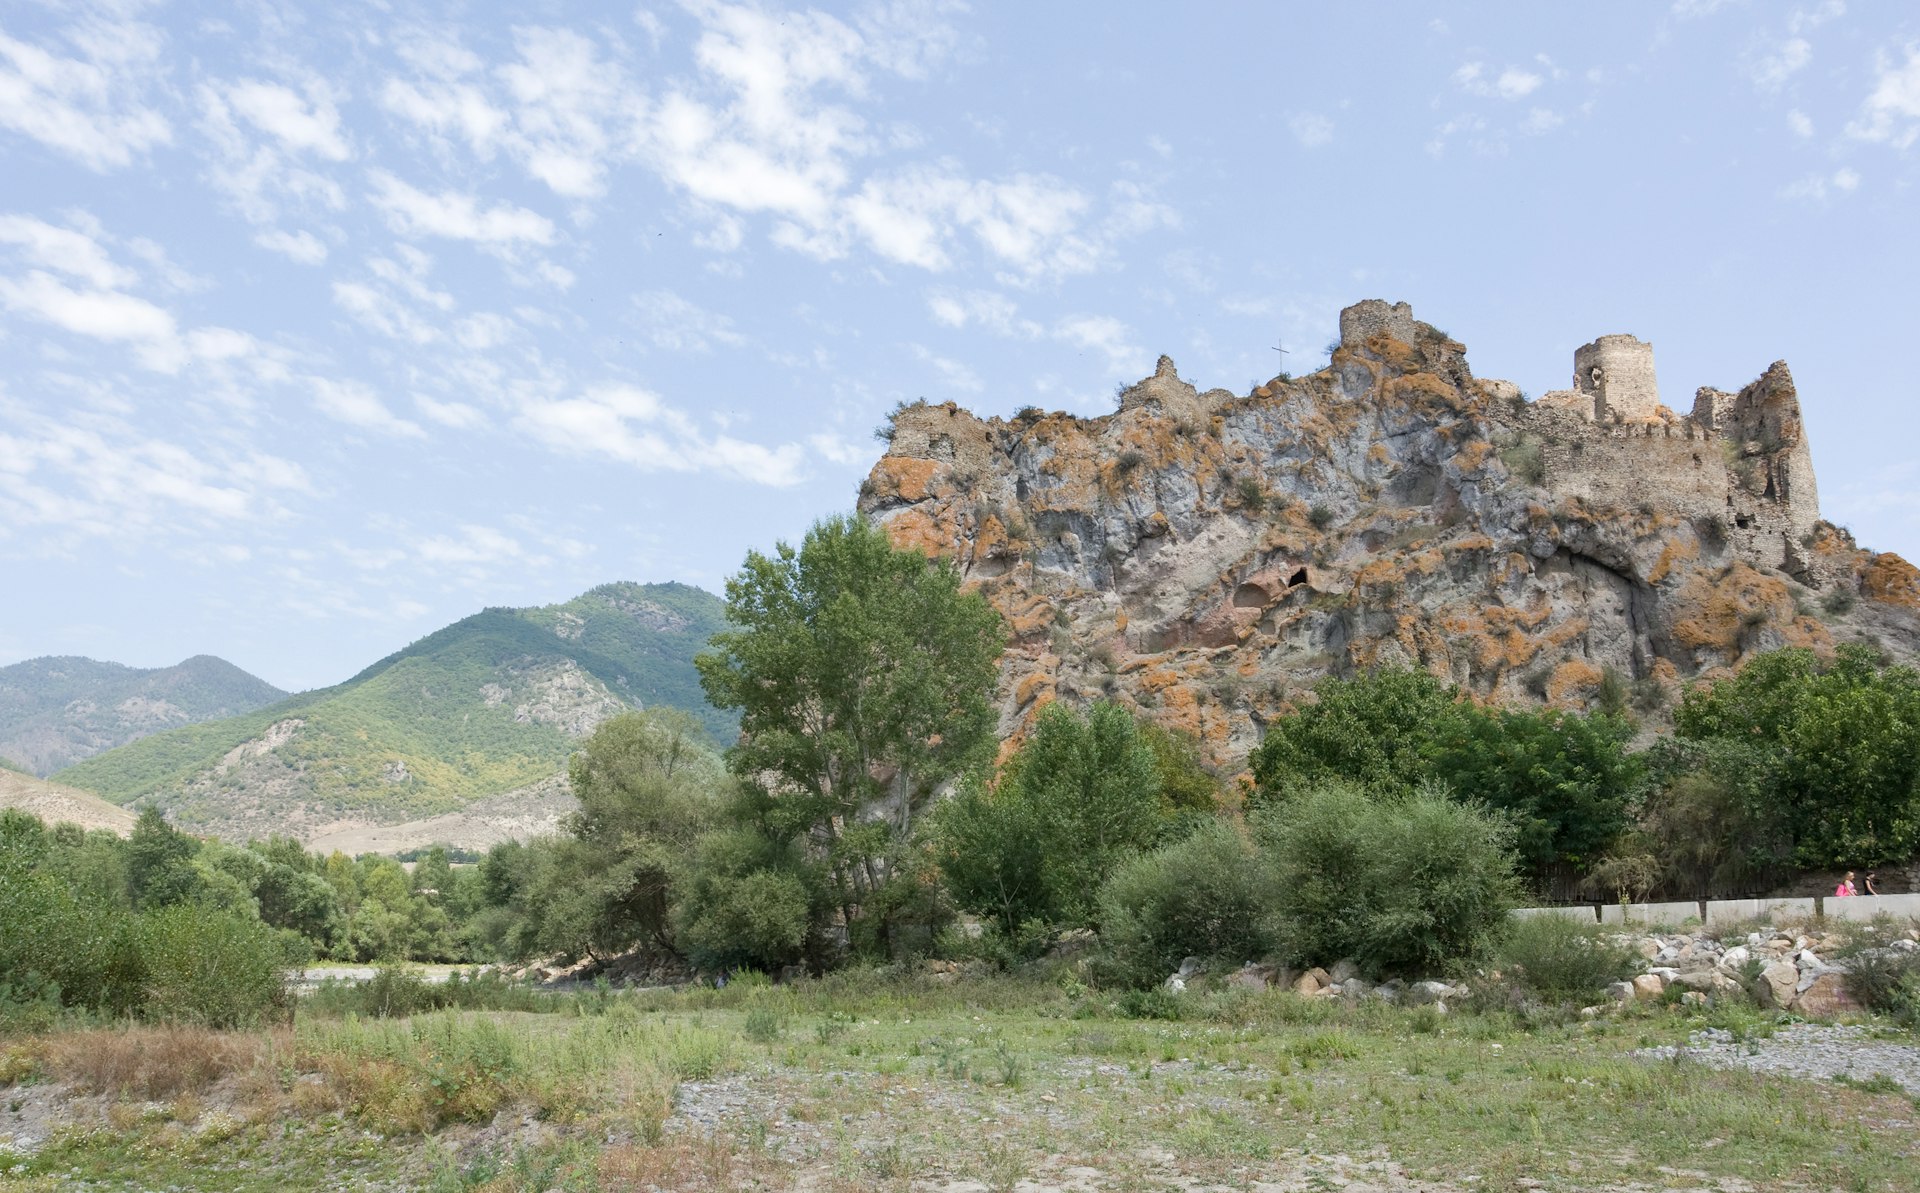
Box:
52, 583, 732, 843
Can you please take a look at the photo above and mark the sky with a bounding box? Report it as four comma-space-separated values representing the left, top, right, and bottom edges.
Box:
2, 1, 1917, 693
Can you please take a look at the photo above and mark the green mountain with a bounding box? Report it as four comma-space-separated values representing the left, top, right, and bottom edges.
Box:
0, 654, 287, 777
53, 582, 733, 843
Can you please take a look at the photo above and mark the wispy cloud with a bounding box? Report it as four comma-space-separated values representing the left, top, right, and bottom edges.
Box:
0, 16, 172, 170
1847, 43, 1920, 148
632, 289, 746, 352
1454, 62, 1544, 100
367, 170, 556, 246
1288, 112, 1334, 148
515, 384, 806, 485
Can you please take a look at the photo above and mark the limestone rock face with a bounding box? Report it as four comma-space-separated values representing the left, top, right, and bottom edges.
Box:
859, 299, 1920, 769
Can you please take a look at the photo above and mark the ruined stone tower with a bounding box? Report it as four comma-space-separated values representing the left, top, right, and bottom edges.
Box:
1573, 334, 1660, 422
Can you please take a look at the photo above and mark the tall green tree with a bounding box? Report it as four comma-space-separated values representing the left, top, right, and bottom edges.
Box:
696, 514, 1005, 962
1675, 644, 1920, 867
938, 701, 1182, 936
1250, 668, 1640, 883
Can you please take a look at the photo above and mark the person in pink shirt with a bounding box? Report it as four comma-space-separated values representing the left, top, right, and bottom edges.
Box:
1835, 872, 1857, 897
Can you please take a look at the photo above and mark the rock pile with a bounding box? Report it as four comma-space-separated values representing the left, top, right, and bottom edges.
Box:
1164, 920, 1919, 1018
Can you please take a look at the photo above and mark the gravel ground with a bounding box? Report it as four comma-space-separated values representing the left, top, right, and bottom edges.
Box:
1639, 1023, 1920, 1091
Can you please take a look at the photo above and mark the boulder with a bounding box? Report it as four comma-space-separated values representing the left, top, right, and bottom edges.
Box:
1631, 974, 1665, 1000
1227, 963, 1277, 993
1292, 970, 1326, 996
1718, 945, 1750, 971
1754, 960, 1799, 1009
1177, 956, 1203, 979
1164, 975, 1187, 995
1791, 972, 1857, 1018
1405, 980, 1452, 1006
1606, 981, 1636, 1002
1328, 959, 1360, 984
1680, 991, 1708, 1007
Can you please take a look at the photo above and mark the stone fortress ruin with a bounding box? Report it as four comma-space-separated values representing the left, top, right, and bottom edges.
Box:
1502, 305, 1824, 585
861, 297, 1917, 765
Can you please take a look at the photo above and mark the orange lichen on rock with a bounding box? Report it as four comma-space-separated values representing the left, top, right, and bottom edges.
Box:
1670, 564, 1795, 654
1546, 659, 1605, 707
881, 507, 955, 558
1863, 553, 1920, 610
1646, 534, 1700, 585
1012, 670, 1055, 711
870, 456, 945, 504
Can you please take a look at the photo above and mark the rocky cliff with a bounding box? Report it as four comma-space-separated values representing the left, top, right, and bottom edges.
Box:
858, 300, 1920, 768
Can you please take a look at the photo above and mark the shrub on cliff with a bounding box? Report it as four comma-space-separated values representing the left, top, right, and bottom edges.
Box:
1254, 782, 1519, 977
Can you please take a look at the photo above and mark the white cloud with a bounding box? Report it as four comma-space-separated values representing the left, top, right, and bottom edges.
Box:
1288, 112, 1334, 148
415, 523, 526, 566
515, 384, 805, 485
1454, 62, 1543, 100
909, 343, 982, 392
308, 377, 427, 438
1780, 167, 1864, 200
254, 228, 328, 264
1847, 44, 1920, 148
367, 170, 557, 245
924, 288, 1039, 336
633, 289, 746, 351
1747, 37, 1811, 90
1789, 2, 1845, 35
453, 312, 516, 350
0, 401, 308, 540
1521, 107, 1565, 135
0, 269, 176, 345
222, 79, 350, 161
1787, 108, 1814, 137
0, 214, 136, 288
415, 395, 488, 429
806, 431, 867, 466
1671, 0, 1746, 16
0, 17, 172, 170
1053, 314, 1142, 376
384, 26, 639, 199
332, 280, 439, 344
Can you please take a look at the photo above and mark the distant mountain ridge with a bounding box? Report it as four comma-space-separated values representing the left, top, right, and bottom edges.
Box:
53, 582, 733, 845
0, 654, 287, 776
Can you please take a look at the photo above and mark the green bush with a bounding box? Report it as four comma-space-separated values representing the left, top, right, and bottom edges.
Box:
1255, 783, 1519, 977
1496, 915, 1640, 1002
137, 904, 291, 1027
1094, 820, 1266, 986
1831, 918, 1920, 1028
938, 702, 1185, 936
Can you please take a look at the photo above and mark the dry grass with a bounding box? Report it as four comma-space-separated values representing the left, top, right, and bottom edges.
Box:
37, 1024, 274, 1100
595, 1136, 738, 1190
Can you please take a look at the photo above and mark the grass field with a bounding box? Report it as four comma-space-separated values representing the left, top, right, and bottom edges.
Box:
3, 972, 1917, 1191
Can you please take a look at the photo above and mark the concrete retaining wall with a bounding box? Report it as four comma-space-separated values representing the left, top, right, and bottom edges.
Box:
1822, 893, 1920, 922
1511, 905, 1599, 923
1515, 894, 1920, 926
1598, 901, 1701, 927
1704, 897, 1818, 926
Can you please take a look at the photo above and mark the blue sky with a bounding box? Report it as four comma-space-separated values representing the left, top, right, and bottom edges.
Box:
2, 1, 1917, 692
